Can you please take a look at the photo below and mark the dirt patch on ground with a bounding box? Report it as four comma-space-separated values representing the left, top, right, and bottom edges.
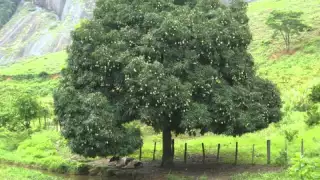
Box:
5, 76, 12, 81
133, 162, 281, 180
269, 48, 299, 60
50, 73, 60, 79
87, 159, 282, 180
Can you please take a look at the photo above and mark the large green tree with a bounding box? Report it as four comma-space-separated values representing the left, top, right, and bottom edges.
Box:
54, 0, 281, 166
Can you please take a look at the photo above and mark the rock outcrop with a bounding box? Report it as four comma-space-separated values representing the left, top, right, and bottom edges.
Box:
0, 0, 95, 65
33, 0, 66, 19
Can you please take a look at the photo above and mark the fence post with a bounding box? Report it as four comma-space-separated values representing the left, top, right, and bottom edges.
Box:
285, 139, 288, 165
153, 142, 157, 161
267, 140, 271, 164
235, 142, 238, 165
301, 139, 304, 156
217, 144, 221, 162
184, 143, 187, 164
252, 144, 255, 165
202, 143, 205, 164
139, 146, 142, 161
171, 139, 175, 161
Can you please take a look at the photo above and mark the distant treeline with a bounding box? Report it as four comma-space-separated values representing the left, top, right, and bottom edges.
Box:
0, 0, 20, 28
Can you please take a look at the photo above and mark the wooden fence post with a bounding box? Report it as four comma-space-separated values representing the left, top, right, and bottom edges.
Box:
202, 143, 205, 164
171, 139, 175, 161
217, 144, 221, 162
184, 143, 187, 164
139, 146, 142, 161
252, 144, 255, 165
267, 140, 271, 164
153, 142, 157, 161
301, 139, 304, 156
285, 139, 288, 165
235, 142, 238, 165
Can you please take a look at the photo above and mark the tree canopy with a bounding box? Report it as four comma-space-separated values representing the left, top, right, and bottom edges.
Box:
54, 0, 282, 165
266, 10, 310, 52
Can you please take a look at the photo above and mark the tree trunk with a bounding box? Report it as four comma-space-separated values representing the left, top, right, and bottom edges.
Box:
38, 117, 41, 128
287, 34, 290, 52
25, 116, 30, 129
161, 125, 173, 167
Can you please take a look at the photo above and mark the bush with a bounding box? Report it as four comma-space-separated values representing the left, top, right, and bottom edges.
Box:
284, 129, 299, 142
309, 84, 320, 102
288, 154, 320, 180
38, 71, 50, 79
275, 149, 288, 166
305, 105, 320, 127
0, 128, 30, 151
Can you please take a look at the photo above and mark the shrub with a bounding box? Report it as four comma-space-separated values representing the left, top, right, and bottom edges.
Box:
309, 84, 320, 102
288, 154, 320, 180
0, 128, 30, 151
305, 105, 320, 127
284, 129, 299, 142
38, 71, 50, 79
275, 149, 288, 166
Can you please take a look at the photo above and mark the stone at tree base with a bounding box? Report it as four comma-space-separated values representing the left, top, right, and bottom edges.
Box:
115, 157, 134, 168
122, 160, 143, 169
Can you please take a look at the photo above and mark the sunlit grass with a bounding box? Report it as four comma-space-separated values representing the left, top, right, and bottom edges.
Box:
232, 171, 292, 180
0, 165, 66, 180
131, 122, 320, 165
0, 129, 80, 174
0, 51, 67, 75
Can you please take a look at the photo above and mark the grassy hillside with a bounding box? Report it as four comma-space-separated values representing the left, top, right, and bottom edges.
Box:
248, 0, 320, 93
0, 51, 67, 75
0, 0, 319, 179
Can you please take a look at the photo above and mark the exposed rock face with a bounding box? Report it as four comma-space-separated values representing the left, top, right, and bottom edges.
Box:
33, 0, 66, 19
0, 0, 95, 65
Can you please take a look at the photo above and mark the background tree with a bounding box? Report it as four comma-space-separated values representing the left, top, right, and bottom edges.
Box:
54, 0, 282, 166
14, 93, 40, 129
266, 10, 310, 52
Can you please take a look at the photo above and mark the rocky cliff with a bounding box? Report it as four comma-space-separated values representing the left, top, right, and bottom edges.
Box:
0, 0, 95, 65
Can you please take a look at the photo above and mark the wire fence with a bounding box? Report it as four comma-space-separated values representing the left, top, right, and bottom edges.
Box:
133, 138, 309, 165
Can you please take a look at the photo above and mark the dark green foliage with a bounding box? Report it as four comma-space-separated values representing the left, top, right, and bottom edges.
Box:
266, 10, 310, 51
0, 0, 19, 28
54, 0, 281, 160
0, 110, 14, 129
284, 129, 298, 142
309, 84, 320, 103
0, 101, 18, 131
54, 87, 142, 157
306, 105, 320, 127
275, 149, 288, 166
38, 71, 50, 79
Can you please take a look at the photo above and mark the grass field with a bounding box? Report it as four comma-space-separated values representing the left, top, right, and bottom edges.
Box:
0, 165, 64, 180
0, 51, 67, 75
